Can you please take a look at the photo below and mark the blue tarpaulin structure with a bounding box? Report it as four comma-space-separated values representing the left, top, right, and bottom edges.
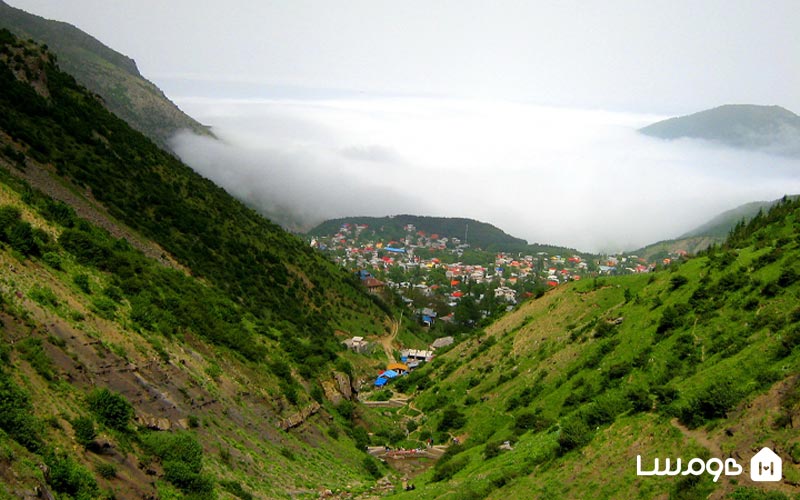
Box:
374, 377, 388, 387
382, 370, 399, 379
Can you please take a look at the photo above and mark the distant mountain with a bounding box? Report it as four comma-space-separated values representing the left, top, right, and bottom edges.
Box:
0, 0, 211, 150
640, 104, 800, 156
309, 214, 593, 258
310, 215, 526, 250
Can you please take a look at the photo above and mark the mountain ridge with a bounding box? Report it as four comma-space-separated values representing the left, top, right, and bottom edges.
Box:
0, 30, 402, 497
0, 0, 212, 150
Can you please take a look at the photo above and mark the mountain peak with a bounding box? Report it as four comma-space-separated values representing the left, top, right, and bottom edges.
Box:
0, 0, 210, 150
640, 103, 800, 156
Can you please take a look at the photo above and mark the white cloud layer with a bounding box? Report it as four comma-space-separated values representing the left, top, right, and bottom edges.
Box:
170, 98, 800, 253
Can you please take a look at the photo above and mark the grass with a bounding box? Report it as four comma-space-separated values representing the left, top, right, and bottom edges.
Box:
383, 202, 800, 498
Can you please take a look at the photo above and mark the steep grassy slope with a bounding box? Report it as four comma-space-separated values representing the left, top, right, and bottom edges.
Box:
0, 179, 385, 499
385, 197, 800, 498
0, 31, 402, 499
0, 0, 210, 150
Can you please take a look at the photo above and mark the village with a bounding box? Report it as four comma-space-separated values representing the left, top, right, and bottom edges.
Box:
310, 221, 678, 328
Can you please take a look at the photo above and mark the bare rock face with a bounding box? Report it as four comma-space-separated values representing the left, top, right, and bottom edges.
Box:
322, 380, 343, 406
321, 371, 354, 406
137, 415, 172, 431
333, 371, 353, 400
279, 402, 321, 430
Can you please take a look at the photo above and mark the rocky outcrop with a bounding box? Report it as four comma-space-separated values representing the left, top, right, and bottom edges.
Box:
321, 371, 355, 406
137, 415, 173, 431
279, 402, 321, 430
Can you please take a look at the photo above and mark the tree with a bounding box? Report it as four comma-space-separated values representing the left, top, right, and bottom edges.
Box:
454, 296, 481, 327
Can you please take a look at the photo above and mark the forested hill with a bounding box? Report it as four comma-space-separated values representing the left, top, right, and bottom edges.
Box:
310, 215, 528, 250
0, 0, 211, 150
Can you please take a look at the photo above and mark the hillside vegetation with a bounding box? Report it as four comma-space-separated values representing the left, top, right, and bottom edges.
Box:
632, 197, 797, 262
0, 0, 211, 150
0, 30, 405, 499
384, 196, 800, 499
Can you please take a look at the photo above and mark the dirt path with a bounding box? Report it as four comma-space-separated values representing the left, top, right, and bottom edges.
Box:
380, 319, 399, 363
670, 418, 723, 457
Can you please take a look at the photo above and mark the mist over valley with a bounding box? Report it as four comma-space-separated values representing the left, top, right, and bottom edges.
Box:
171, 96, 800, 252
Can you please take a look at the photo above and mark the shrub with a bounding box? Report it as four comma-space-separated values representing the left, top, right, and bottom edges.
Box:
432, 455, 469, 482
679, 378, 743, 428
280, 447, 295, 460
219, 480, 254, 500
46, 451, 98, 499
777, 268, 799, 288
513, 409, 552, 434
437, 405, 466, 432
86, 388, 132, 431
73, 273, 91, 294
336, 400, 355, 420
363, 455, 382, 479
16, 337, 55, 381
483, 440, 502, 460
42, 251, 62, 269
95, 462, 117, 479
557, 416, 591, 454
670, 275, 689, 290
90, 296, 117, 319
71, 416, 96, 448
347, 425, 370, 451
28, 285, 58, 307
656, 303, 691, 334
0, 371, 43, 452
141, 431, 212, 495
593, 319, 617, 339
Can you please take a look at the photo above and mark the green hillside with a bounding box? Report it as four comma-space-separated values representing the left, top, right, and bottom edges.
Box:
375, 196, 800, 498
633, 196, 798, 261
0, 30, 403, 499
680, 197, 799, 239
0, 0, 211, 150
640, 104, 800, 155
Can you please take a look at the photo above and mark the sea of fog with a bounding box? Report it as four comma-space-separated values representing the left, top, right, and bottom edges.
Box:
169, 97, 800, 253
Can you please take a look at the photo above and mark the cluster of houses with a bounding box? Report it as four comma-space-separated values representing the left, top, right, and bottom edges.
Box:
312, 222, 687, 323
341, 333, 455, 388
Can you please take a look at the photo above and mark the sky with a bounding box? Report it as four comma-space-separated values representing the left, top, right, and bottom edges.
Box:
7, 1, 800, 252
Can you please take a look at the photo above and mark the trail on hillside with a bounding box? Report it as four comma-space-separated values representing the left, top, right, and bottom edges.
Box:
380, 319, 399, 363
670, 418, 723, 458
